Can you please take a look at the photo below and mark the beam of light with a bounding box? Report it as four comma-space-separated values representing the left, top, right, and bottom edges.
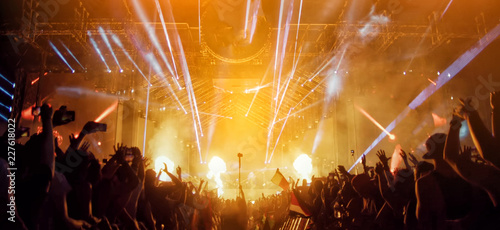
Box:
440, 0, 454, 20
268, 99, 323, 164
131, 0, 177, 84
0, 86, 13, 99
197, 111, 232, 119
49, 41, 74, 73
94, 100, 118, 122
145, 53, 187, 114
0, 101, 11, 111
427, 78, 437, 86
31, 77, 39, 85
111, 35, 151, 85
355, 105, 396, 140
207, 156, 226, 197
60, 41, 85, 71
0, 73, 14, 87
406, 0, 454, 70
267, 0, 293, 163
274, 100, 323, 124
293, 154, 312, 182
409, 23, 500, 109
245, 65, 272, 117
244, 0, 251, 38
155, 156, 175, 182
0, 113, 7, 121
153, 0, 181, 87
87, 32, 111, 72
98, 27, 122, 71
198, 0, 201, 44
349, 23, 500, 172
244, 83, 271, 93
158, 0, 203, 163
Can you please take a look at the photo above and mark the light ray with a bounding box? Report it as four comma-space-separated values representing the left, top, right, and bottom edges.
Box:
349, 23, 500, 172
87, 32, 111, 72
49, 41, 74, 73
98, 27, 122, 71
60, 42, 85, 70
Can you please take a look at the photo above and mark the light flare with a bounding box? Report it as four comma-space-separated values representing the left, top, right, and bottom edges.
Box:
207, 156, 227, 197
94, 100, 118, 122
293, 154, 313, 182
356, 105, 396, 140
155, 156, 175, 182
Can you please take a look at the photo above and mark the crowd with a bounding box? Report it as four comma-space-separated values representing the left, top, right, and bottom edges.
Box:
1, 92, 500, 230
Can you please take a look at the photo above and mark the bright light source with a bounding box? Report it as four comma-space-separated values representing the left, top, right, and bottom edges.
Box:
207, 156, 226, 197
97, 141, 102, 146
293, 154, 313, 182
155, 156, 175, 181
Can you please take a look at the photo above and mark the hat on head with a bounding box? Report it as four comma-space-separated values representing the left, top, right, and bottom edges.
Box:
422, 133, 447, 159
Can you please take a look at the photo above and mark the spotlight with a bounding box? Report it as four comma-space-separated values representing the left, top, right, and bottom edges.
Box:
120, 69, 124, 73
107, 69, 112, 73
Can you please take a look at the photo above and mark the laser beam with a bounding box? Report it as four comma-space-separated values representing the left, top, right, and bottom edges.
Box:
355, 105, 395, 140
60, 41, 85, 71
94, 100, 118, 122
98, 27, 122, 71
49, 41, 74, 73
87, 32, 111, 72
349, 22, 500, 172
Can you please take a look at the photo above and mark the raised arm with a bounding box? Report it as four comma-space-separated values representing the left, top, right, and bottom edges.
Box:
460, 98, 500, 167
40, 104, 55, 176
491, 92, 500, 137
444, 115, 500, 207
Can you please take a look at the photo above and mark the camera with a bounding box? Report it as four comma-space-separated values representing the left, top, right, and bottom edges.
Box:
53, 106, 75, 126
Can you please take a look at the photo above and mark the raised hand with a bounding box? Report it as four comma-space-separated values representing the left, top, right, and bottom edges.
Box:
80, 141, 90, 152
458, 97, 477, 118
112, 143, 126, 163
399, 150, 407, 161
375, 162, 385, 175
362, 155, 367, 168
376, 150, 391, 169
162, 162, 168, 173
459, 146, 473, 160
407, 152, 419, 167
176, 166, 182, 176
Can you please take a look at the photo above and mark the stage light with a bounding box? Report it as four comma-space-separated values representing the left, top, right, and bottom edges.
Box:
207, 156, 226, 197
155, 156, 175, 182
60, 41, 85, 70
88, 32, 111, 72
120, 69, 123, 73
98, 27, 122, 71
49, 41, 75, 73
0, 86, 13, 99
97, 141, 101, 146
94, 101, 118, 122
294, 154, 312, 182
0, 73, 14, 86
349, 23, 500, 172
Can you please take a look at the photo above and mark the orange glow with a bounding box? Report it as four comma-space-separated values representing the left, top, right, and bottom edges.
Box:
356, 105, 396, 140
31, 77, 39, 85
94, 100, 118, 122
427, 78, 437, 86
432, 113, 447, 127
97, 141, 102, 146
